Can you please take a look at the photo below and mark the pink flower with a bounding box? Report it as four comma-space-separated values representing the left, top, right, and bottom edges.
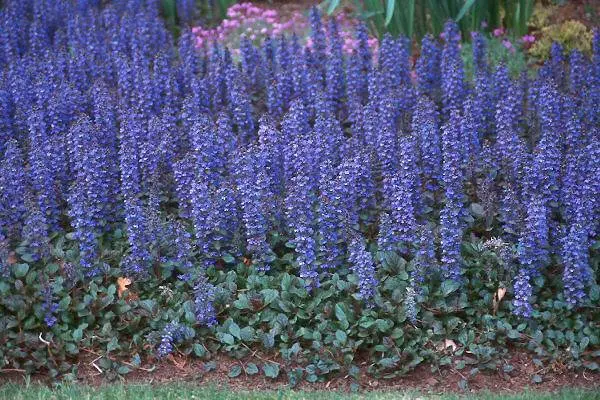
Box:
502, 39, 515, 54
493, 27, 505, 37
521, 34, 535, 44
248, 6, 261, 16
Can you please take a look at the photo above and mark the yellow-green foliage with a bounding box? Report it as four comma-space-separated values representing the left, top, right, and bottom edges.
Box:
528, 3, 556, 31
530, 20, 593, 60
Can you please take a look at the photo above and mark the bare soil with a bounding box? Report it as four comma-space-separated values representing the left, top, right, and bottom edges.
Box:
2, 350, 599, 394
545, 0, 600, 29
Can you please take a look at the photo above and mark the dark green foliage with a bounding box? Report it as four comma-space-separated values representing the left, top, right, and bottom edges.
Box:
323, 0, 534, 39
1, 228, 598, 384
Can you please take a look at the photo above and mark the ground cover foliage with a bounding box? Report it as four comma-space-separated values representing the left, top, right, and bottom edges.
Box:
0, 0, 599, 388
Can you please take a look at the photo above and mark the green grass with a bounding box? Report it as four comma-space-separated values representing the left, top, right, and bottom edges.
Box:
0, 384, 599, 400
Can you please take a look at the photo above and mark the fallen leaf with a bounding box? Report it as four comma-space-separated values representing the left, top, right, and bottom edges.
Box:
436, 339, 458, 352
126, 291, 140, 302
426, 377, 439, 386
492, 287, 507, 315
168, 354, 187, 370
117, 277, 132, 299
497, 287, 507, 301
7, 252, 17, 265
445, 339, 458, 352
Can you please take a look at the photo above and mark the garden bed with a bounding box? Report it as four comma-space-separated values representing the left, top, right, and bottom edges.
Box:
0, 0, 599, 394
2, 351, 599, 394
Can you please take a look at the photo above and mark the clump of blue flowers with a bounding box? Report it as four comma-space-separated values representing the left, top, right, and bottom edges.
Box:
0, 0, 597, 339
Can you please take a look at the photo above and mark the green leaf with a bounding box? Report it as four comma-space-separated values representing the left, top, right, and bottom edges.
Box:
590, 285, 599, 301
262, 363, 280, 378
261, 289, 279, 305
229, 322, 241, 339
107, 337, 119, 352
139, 300, 157, 314
245, 363, 259, 375
379, 357, 397, 368
222, 254, 235, 263
130, 354, 141, 367
376, 319, 392, 332
233, 295, 250, 310
97, 357, 112, 370
384, 0, 396, 26
101, 322, 112, 335
335, 330, 347, 344
117, 365, 131, 375
228, 365, 242, 378
326, 0, 341, 15
441, 280, 460, 296
193, 344, 206, 357
107, 284, 116, 297
455, 0, 476, 22
219, 333, 235, 345
580, 336, 590, 351
507, 329, 521, 339
281, 274, 293, 291
20, 253, 35, 263
59, 295, 71, 309
335, 303, 347, 322
46, 263, 59, 274
391, 327, 404, 339
584, 361, 599, 371
240, 326, 255, 341
470, 203, 485, 218
204, 361, 217, 372
13, 263, 29, 278
72, 327, 83, 342
262, 332, 275, 348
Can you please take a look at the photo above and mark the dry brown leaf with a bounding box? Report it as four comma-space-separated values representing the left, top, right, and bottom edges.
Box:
168, 354, 187, 370
497, 287, 507, 301
7, 252, 17, 265
126, 291, 140, 302
444, 339, 458, 352
117, 277, 132, 299
436, 339, 458, 352
492, 287, 507, 315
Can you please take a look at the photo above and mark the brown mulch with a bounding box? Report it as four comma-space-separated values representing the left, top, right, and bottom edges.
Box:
544, 0, 600, 29
2, 350, 599, 394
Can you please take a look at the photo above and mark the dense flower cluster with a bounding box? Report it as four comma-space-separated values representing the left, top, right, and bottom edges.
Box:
192, 2, 378, 55
40, 284, 58, 328
156, 322, 195, 358
0, 0, 598, 324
